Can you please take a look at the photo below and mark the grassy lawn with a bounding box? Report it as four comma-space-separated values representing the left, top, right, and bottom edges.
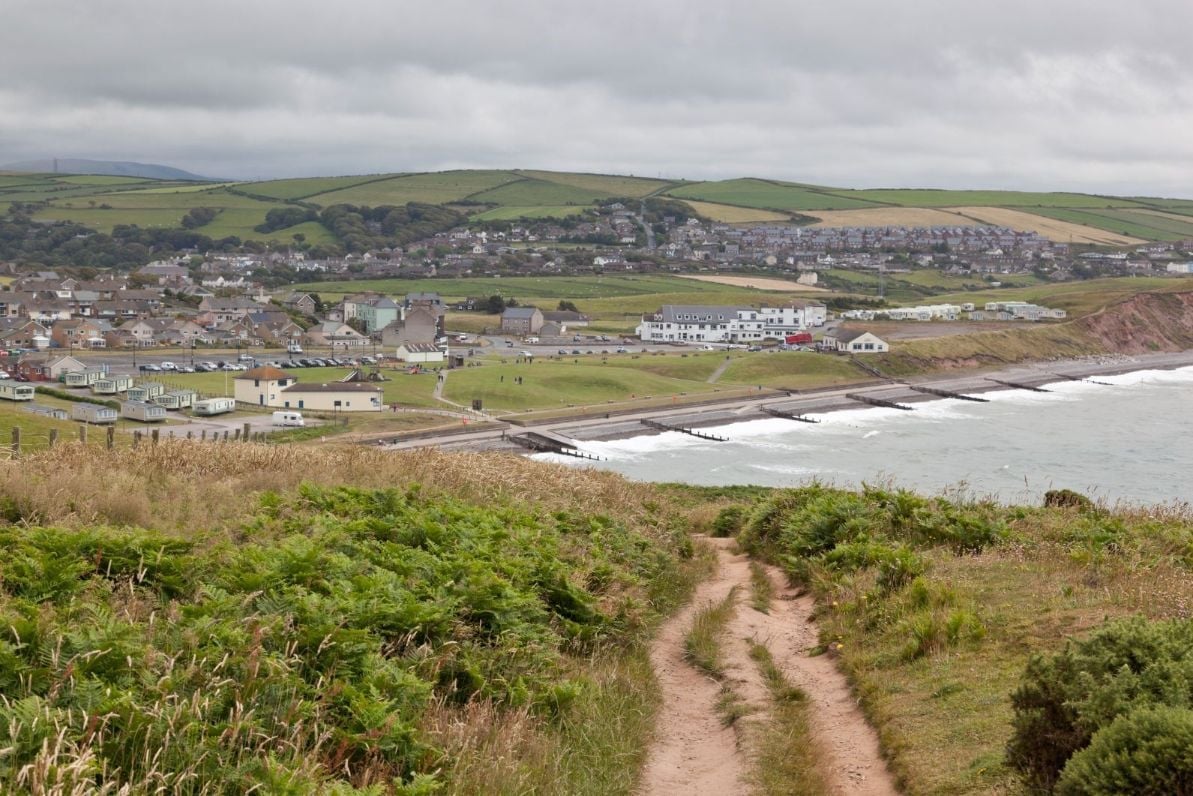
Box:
615, 351, 731, 381
719, 352, 870, 389
443, 358, 722, 412
298, 274, 750, 302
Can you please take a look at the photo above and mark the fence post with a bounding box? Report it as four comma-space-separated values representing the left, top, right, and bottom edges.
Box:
79, 424, 88, 444
200, 429, 206, 441
151, 429, 160, 445
11, 427, 20, 459
133, 431, 141, 448
233, 428, 241, 441
106, 425, 115, 450
242, 422, 251, 441
187, 431, 193, 440
48, 429, 58, 448
223, 430, 229, 442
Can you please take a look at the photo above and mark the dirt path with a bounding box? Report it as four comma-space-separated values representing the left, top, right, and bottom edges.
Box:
639, 538, 898, 795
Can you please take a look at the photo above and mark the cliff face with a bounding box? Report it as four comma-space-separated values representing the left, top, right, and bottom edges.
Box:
1076, 291, 1193, 354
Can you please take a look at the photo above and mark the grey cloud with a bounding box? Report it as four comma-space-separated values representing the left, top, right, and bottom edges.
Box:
1, 0, 1191, 195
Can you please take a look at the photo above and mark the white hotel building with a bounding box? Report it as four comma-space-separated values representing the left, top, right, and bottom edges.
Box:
636, 302, 826, 344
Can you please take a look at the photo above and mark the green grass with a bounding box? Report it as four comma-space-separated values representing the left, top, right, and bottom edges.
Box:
748, 561, 775, 613
825, 189, 1147, 208
443, 359, 722, 412
56, 175, 157, 186
1026, 207, 1193, 241
746, 641, 828, 795
741, 484, 1193, 795
683, 586, 739, 679
468, 178, 613, 207
470, 205, 591, 221
34, 187, 286, 236
720, 352, 869, 390
615, 351, 730, 381
668, 179, 882, 211
513, 170, 677, 198
305, 170, 521, 206
0, 448, 697, 793
298, 274, 751, 302
252, 219, 339, 246
239, 174, 394, 200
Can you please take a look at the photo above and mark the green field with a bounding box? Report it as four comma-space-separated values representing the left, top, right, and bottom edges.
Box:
823, 188, 1148, 208
239, 174, 394, 200
470, 204, 591, 221
1027, 207, 1193, 242
305, 169, 520, 206
667, 179, 882, 211
468, 177, 614, 207
514, 170, 677, 198
34, 187, 284, 237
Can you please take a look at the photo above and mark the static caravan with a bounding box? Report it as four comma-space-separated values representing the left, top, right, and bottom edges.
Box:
72, 403, 118, 424
63, 369, 106, 388
0, 379, 35, 401
127, 382, 166, 402
91, 374, 134, 395
122, 400, 167, 423
24, 403, 67, 420
192, 397, 236, 416
152, 389, 197, 410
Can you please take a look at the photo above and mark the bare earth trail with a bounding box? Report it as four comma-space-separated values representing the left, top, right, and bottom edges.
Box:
640, 538, 898, 796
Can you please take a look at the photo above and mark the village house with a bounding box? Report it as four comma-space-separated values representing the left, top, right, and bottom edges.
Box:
500, 307, 544, 335
197, 297, 265, 327
0, 319, 48, 350
281, 292, 318, 315
50, 318, 110, 349
824, 329, 890, 353
233, 366, 381, 411
302, 321, 369, 349
16, 354, 86, 381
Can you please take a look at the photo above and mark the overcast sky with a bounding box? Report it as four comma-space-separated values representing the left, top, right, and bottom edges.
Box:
3, 1, 1192, 196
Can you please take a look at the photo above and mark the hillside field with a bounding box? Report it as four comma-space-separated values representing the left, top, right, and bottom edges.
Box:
6, 168, 1193, 243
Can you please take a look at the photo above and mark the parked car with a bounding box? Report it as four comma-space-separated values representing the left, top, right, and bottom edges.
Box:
360, 356, 377, 365
139, 364, 161, 372
237, 352, 254, 362
177, 366, 195, 373
570, 349, 581, 355
558, 348, 568, 355
616, 347, 629, 353
699, 344, 716, 351
195, 363, 215, 372
160, 361, 178, 371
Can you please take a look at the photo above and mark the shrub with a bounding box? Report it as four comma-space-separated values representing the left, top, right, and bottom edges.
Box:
1045, 489, 1096, 512
711, 505, 746, 538
1056, 706, 1193, 795
35, 385, 119, 409
1008, 617, 1193, 791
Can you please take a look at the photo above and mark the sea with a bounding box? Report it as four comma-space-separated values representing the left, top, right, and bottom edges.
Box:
536, 366, 1193, 506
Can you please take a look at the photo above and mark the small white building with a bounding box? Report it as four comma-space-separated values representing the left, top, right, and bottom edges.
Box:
233, 366, 298, 408
395, 342, 445, 364
637, 301, 826, 344
72, 403, 118, 424
278, 382, 383, 412
826, 330, 889, 354
122, 401, 168, 422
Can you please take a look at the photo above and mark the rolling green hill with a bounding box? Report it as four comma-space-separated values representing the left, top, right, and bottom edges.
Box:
5, 167, 1192, 246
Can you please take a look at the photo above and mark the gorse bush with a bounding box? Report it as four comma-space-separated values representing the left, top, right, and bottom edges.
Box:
0, 483, 686, 792
1008, 616, 1193, 792
1055, 706, 1193, 796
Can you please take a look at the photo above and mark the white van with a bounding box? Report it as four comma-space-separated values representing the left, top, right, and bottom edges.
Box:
271, 411, 305, 427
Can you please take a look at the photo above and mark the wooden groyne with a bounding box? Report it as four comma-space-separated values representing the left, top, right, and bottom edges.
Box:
509, 432, 602, 460
760, 406, 820, 423
1050, 373, 1113, 386
845, 393, 914, 411
640, 419, 728, 441
906, 385, 989, 402
986, 378, 1050, 393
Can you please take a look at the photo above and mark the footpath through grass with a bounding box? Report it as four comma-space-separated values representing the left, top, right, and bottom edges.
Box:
722, 484, 1193, 794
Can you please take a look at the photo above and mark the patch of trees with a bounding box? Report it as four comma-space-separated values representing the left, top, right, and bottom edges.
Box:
318, 202, 464, 252
180, 207, 218, 229
255, 207, 319, 234
0, 206, 240, 270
